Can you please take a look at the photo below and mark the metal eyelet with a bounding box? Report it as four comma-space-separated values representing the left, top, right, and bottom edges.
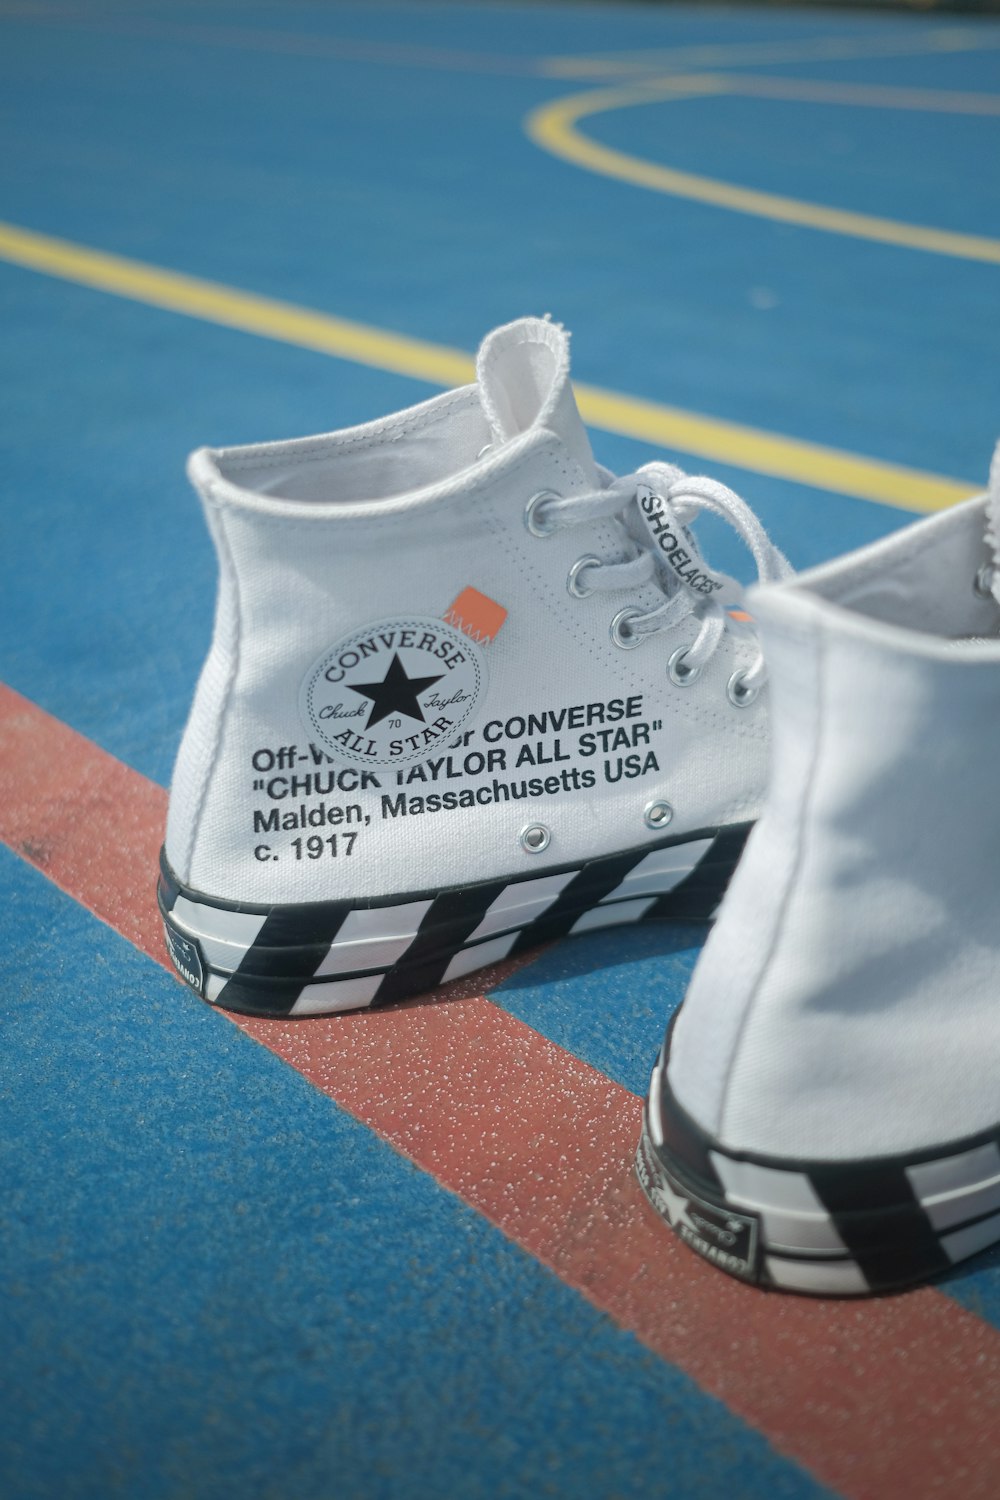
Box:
524, 489, 561, 538
668, 646, 701, 685
610, 607, 645, 649
644, 800, 673, 831
974, 564, 995, 600
567, 554, 601, 599
520, 823, 550, 854
727, 670, 760, 708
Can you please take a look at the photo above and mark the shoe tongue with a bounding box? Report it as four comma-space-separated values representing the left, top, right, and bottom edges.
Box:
476, 317, 598, 484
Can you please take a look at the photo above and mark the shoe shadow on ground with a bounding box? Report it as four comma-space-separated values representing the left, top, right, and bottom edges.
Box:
940, 1242, 1000, 1305
400, 920, 709, 1009
367, 922, 1000, 1302
380, 921, 710, 1102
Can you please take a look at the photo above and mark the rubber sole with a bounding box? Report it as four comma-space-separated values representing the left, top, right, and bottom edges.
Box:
158, 823, 751, 1018
637, 1047, 1000, 1297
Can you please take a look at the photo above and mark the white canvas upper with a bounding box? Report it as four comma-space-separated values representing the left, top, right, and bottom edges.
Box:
668, 463, 1000, 1161
165, 317, 779, 904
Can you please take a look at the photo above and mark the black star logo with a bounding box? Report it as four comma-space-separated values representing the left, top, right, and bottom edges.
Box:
348, 653, 444, 731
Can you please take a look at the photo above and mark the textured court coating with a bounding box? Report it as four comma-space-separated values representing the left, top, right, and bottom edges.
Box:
2, 3, 1000, 1497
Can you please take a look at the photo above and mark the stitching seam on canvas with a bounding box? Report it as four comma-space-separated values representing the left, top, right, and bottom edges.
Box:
717, 616, 826, 1140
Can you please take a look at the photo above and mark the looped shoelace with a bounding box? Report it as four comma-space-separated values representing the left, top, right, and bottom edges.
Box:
532, 460, 793, 692
981, 441, 1000, 607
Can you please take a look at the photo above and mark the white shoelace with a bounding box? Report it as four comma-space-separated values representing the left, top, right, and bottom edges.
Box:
982, 439, 1000, 607
528, 460, 793, 696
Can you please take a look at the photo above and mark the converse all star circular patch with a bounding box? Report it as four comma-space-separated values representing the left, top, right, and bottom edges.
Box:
300, 616, 487, 768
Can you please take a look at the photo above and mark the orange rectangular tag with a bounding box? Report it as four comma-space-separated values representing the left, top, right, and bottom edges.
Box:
443, 586, 508, 644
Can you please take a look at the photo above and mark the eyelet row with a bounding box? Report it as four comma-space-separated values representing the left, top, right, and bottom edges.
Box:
567, 554, 601, 599
610, 607, 644, 649
667, 646, 700, 686
525, 490, 758, 706
520, 804, 675, 852
669, 648, 759, 706
727, 671, 760, 707
524, 489, 561, 538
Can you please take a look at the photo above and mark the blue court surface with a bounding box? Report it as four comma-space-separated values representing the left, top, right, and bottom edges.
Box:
2, 2, 1000, 1497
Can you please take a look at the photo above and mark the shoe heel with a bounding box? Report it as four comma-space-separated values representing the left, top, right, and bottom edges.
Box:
640, 1061, 1000, 1296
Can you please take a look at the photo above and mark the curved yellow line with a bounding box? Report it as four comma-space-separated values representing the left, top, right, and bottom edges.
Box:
526, 83, 1000, 266
0, 218, 974, 514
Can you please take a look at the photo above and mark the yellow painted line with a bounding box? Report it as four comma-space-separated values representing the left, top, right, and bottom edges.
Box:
570, 385, 970, 513
0, 220, 475, 388
0, 219, 974, 514
526, 84, 1000, 267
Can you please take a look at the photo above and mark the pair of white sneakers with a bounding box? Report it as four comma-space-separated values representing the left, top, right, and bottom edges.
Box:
160, 316, 1000, 1297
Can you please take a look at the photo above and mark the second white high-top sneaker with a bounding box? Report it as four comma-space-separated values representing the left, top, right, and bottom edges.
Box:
160, 316, 789, 1017
638, 444, 1000, 1296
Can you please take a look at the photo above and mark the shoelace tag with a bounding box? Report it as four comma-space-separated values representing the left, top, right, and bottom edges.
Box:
634, 483, 723, 600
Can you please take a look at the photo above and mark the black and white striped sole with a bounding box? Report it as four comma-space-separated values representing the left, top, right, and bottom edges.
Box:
158, 823, 750, 1018
637, 1043, 1000, 1297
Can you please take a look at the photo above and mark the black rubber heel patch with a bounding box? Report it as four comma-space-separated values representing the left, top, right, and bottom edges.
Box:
163, 921, 206, 997
636, 1120, 761, 1284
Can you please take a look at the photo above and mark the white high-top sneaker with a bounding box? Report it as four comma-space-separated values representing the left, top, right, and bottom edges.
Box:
637, 444, 1000, 1296
160, 316, 789, 1017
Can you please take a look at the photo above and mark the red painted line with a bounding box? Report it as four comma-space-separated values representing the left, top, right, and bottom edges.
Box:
0, 685, 168, 959
3, 680, 1000, 1499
